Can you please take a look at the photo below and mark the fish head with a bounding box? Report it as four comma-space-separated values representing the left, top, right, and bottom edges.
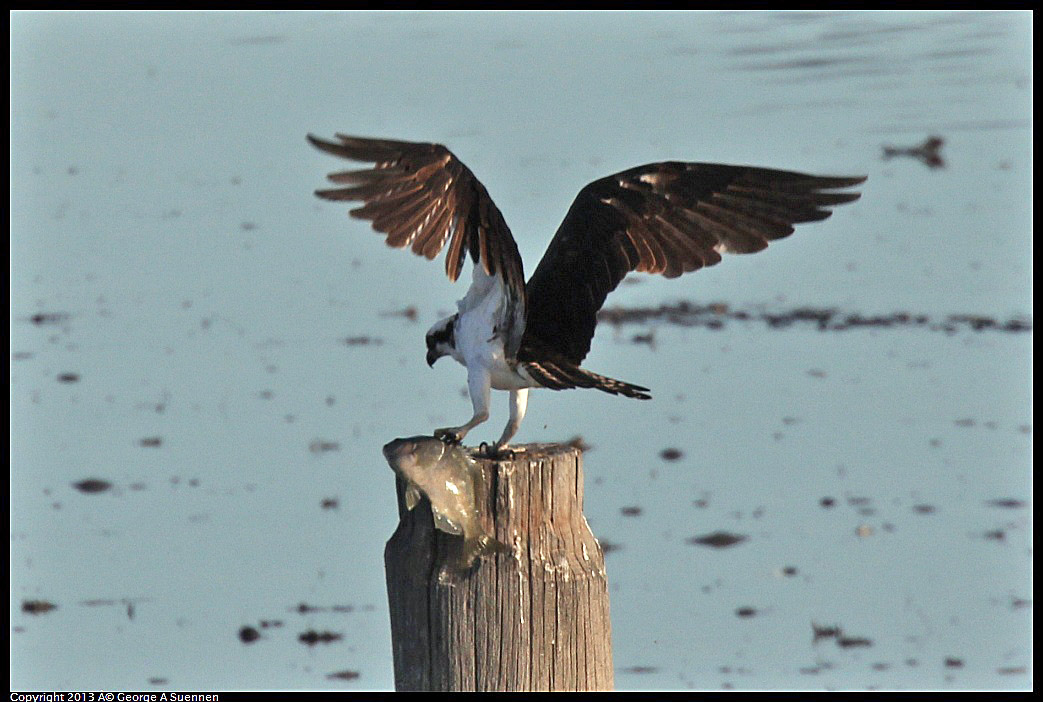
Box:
382, 435, 448, 478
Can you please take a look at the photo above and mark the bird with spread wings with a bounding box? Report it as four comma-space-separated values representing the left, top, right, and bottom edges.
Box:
309, 134, 865, 455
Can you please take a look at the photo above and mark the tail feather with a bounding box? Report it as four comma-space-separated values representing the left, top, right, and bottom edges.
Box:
522, 360, 651, 399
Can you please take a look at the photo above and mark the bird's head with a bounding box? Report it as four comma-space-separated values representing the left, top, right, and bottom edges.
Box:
425, 314, 457, 367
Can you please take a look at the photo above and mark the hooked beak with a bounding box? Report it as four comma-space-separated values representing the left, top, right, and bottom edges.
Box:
426, 348, 441, 368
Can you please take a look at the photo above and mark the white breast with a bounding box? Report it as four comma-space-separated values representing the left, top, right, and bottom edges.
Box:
453, 265, 536, 391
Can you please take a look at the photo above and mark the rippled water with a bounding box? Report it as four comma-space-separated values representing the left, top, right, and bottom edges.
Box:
10, 10, 1031, 691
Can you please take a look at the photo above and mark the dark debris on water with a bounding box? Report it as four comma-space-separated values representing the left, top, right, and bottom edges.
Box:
299, 630, 343, 646
986, 498, 1026, 509
598, 301, 1031, 335
292, 601, 369, 614
79, 597, 151, 620
327, 670, 361, 681
813, 622, 874, 650
25, 312, 71, 326
812, 622, 842, 643
380, 305, 419, 322
687, 531, 748, 549
341, 336, 383, 347
22, 600, 58, 615
882, 135, 946, 169
309, 439, 341, 454
837, 635, 874, 649
73, 479, 113, 494
325, 667, 362, 680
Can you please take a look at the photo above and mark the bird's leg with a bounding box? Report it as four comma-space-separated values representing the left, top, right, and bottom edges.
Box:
479, 388, 528, 458
498, 388, 528, 450
434, 367, 491, 445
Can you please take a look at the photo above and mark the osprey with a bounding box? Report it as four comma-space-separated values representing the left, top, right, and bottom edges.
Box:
309, 134, 865, 453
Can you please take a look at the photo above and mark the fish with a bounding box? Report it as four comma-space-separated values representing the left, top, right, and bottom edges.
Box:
382, 435, 510, 579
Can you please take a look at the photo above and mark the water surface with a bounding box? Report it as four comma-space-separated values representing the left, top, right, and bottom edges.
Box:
10, 10, 1031, 691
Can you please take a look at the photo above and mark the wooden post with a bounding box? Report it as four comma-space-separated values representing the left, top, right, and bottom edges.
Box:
384, 443, 613, 691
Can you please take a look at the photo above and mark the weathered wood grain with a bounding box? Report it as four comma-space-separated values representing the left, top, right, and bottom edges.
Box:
385, 443, 613, 691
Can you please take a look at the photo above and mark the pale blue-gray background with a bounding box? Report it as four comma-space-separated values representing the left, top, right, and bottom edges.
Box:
10, 10, 1031, 691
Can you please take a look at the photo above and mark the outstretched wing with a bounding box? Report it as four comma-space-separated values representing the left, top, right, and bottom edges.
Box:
521, 162, 866, 365
308, 134, 525, 297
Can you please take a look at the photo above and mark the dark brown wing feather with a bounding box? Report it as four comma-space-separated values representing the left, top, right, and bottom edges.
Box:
307, 134, 525, 296
521, 162, 866, 366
